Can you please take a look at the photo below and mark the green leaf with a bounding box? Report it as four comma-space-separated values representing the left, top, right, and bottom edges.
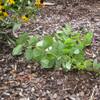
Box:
64, 38, 76, 47
56, 30, 63, 34
78, 42, 84, 50
16, 33, 29, 45
94, 63, 100, 68
74, 51, 85, 62
93, 59, 100, 68
25, 47, 33, 60
50, 41, 64, 56
71, 33, 80, 40
83, 32, 93, 46
28, 36, 38, 45
74, 49, 80, 54
64, 38, 73, 44
13, 23, 21, 33
40, 56, 54, 68
36, 36, 53, 49
36, 40, 43, 47
43, 36, 53, 49
84, 60, 93, 68
62, 62, 71, 70
56, 31, 67, 41
55, 58, 62, 68
77, 64, 86, 70
32, 48, 45, 61
41, 58, 50, 68
12, 44, 23, 55
63, 24, 72, 35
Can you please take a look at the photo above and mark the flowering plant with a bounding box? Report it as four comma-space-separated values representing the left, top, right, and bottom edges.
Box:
0, 0, 37, 32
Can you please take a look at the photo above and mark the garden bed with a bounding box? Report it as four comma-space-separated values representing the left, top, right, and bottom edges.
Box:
0, 0, 100, 100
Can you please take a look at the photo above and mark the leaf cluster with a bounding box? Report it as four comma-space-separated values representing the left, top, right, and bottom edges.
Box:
13, 25, 94, 71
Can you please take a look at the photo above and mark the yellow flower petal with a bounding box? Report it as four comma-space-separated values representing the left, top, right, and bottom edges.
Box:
3, 12, 8, 17
35, 0, 43, 8
0, 5, 4, 10
21, 16, 29, 22
7, 0, 15, 5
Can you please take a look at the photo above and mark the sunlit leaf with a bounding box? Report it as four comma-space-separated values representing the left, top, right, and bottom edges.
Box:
25, 47, 33, 60
12, 44, 23, 55
16, 33, 29, 45
13, 23, 21, 33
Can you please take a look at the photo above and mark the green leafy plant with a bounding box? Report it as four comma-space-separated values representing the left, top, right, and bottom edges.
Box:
13, 25, 94, 71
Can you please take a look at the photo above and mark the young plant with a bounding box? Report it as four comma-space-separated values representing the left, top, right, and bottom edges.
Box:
13, 25, 94, 71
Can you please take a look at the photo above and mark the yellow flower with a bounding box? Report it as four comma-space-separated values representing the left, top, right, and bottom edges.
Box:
0, 4, 4, 10
6, 0, 15, 5
35, 0, 44, 8
21, 15, 29, 22
1, 9, 8, 17
0, 6, 2, 10
3, 12, 8, 17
